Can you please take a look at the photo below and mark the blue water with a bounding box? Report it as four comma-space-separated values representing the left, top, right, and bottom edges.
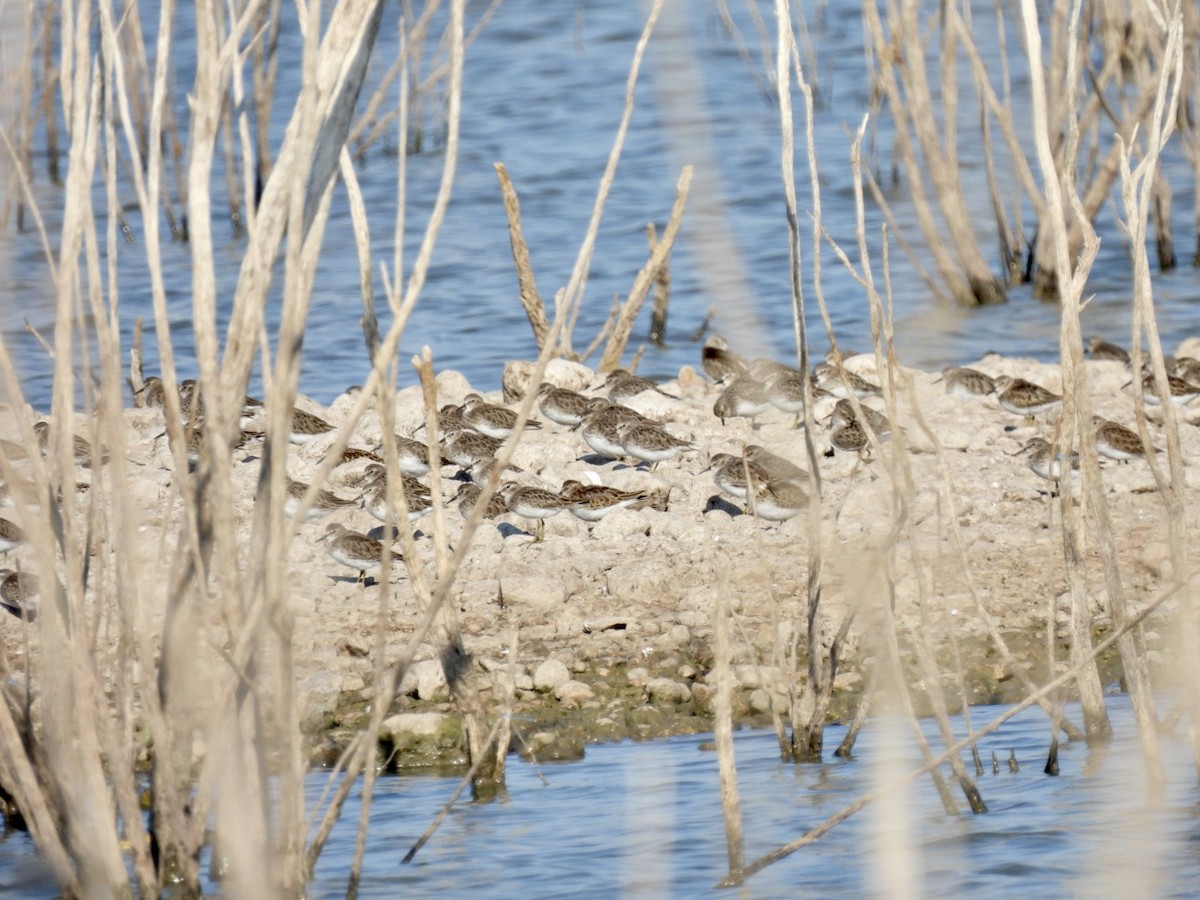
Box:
1, 0, 1197, 413
5, 694, 1199, 896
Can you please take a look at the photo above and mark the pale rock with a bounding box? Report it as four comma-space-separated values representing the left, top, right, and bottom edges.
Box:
833, 671, 862, 691
591, 509, 651, 540
533, 658, 571, 693
502, 358, 594, 400
607, 559, 683, 603
399, 659, 448, 702
645, 678, 691, 705
554, 680, 595, 706
379, 712, 451, 742
298, 670, 344, 733
625, 666, 652, 686
500, 574, 568, 610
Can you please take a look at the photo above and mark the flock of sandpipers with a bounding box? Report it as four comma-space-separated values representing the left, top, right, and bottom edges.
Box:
0, 334, 1192, 603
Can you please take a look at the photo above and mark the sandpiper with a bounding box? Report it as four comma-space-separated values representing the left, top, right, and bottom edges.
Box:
33, 421, 99, 467
1093, 417, 1154, 463
993, 375, 1062, 420
747, 477, 808, 522
616, 421, 695, 470
700, 340, 748, 384
0, 517, 25, 557
454, 482, 509, 519
378, 435, 431, 477
707, 453, 769, 502
1135, 372, 1200, 407
501, 484, 569, 542
0, 569, 38, 621
762, 366, 807, 425
813, 362, 880, 400
830, 420, 870, 455
744, 445, 809, 484
1086, 338, 1130, 364
288, 408, 337, 445
560, 480, 649, 522
466, 456, 523, 487
536, 383, 592, 429
579, 402, 651, 461
318, 523, 399, 584
713, 375, 771, 426
827, 398, 891, 437
361, 480, 432, 524
329, 446, 384, 469
1172, 357, 1200, 386
1016, 437, 1079, 491
603, 369, 677, 404
284, 478, 357, 523
135, 376, 167, 409
442, 429, 504, 469
940, 366, 996, 397
461, 393, 542, 440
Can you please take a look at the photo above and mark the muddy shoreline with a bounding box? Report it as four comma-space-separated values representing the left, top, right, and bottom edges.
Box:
3, 349, 1195, 772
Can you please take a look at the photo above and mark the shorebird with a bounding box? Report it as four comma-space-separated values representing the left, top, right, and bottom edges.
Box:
762, 366, 807, 426
707, 453, 770, 503
283, 478, 357, 523
1092, 417, 1155, 464
713, 375, 771, 427
559, 480, 649, 523
460, 393, 542, 440
361, 480, 432, 525
813, 363, 880, 400
442, 429, 504, 469
33, 421, 101, 467
501, 485, 570, 542
700, 340, 748, 385
454, 482, 509, 520
579, 402, 652, 461
536, 383, 592, 429
288, 408, 337, 445
1086, 338, 1130, 364
1133, 372, 1200, 407
375, 435, 431, 477
0, 518, 25, 558
993, 376, 1062, 421
939, 366, 996, 397
1015, 437, 1079, 494
602, 369, 678, 404
827, 398, 891, 437
318, 524, 399, 585
747, 477, 808, 522
0, 569, 38, 622
744, 445, 809, 484
616, 421, 695, 470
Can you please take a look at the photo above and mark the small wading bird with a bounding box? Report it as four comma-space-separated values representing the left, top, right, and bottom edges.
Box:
318, 524, 400, 585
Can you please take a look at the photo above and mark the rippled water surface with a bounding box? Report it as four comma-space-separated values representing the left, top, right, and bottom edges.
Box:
1, 1, 1197, 410
12, 695, 1195, 897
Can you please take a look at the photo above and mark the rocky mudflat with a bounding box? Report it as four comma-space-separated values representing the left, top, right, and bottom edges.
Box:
3, 344, 1198, 769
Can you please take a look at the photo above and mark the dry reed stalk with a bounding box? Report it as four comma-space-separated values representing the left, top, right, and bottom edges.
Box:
645, 223, 670, 345
340, 149, 379, 360
495, 162, 550, 348
596, 167, 692, 373
721, 573, 1192, 888
1020, 0, 1115, 743
1113, 3, 1193, 776
712, 567, 744, 879
861, 0, 1004, 306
